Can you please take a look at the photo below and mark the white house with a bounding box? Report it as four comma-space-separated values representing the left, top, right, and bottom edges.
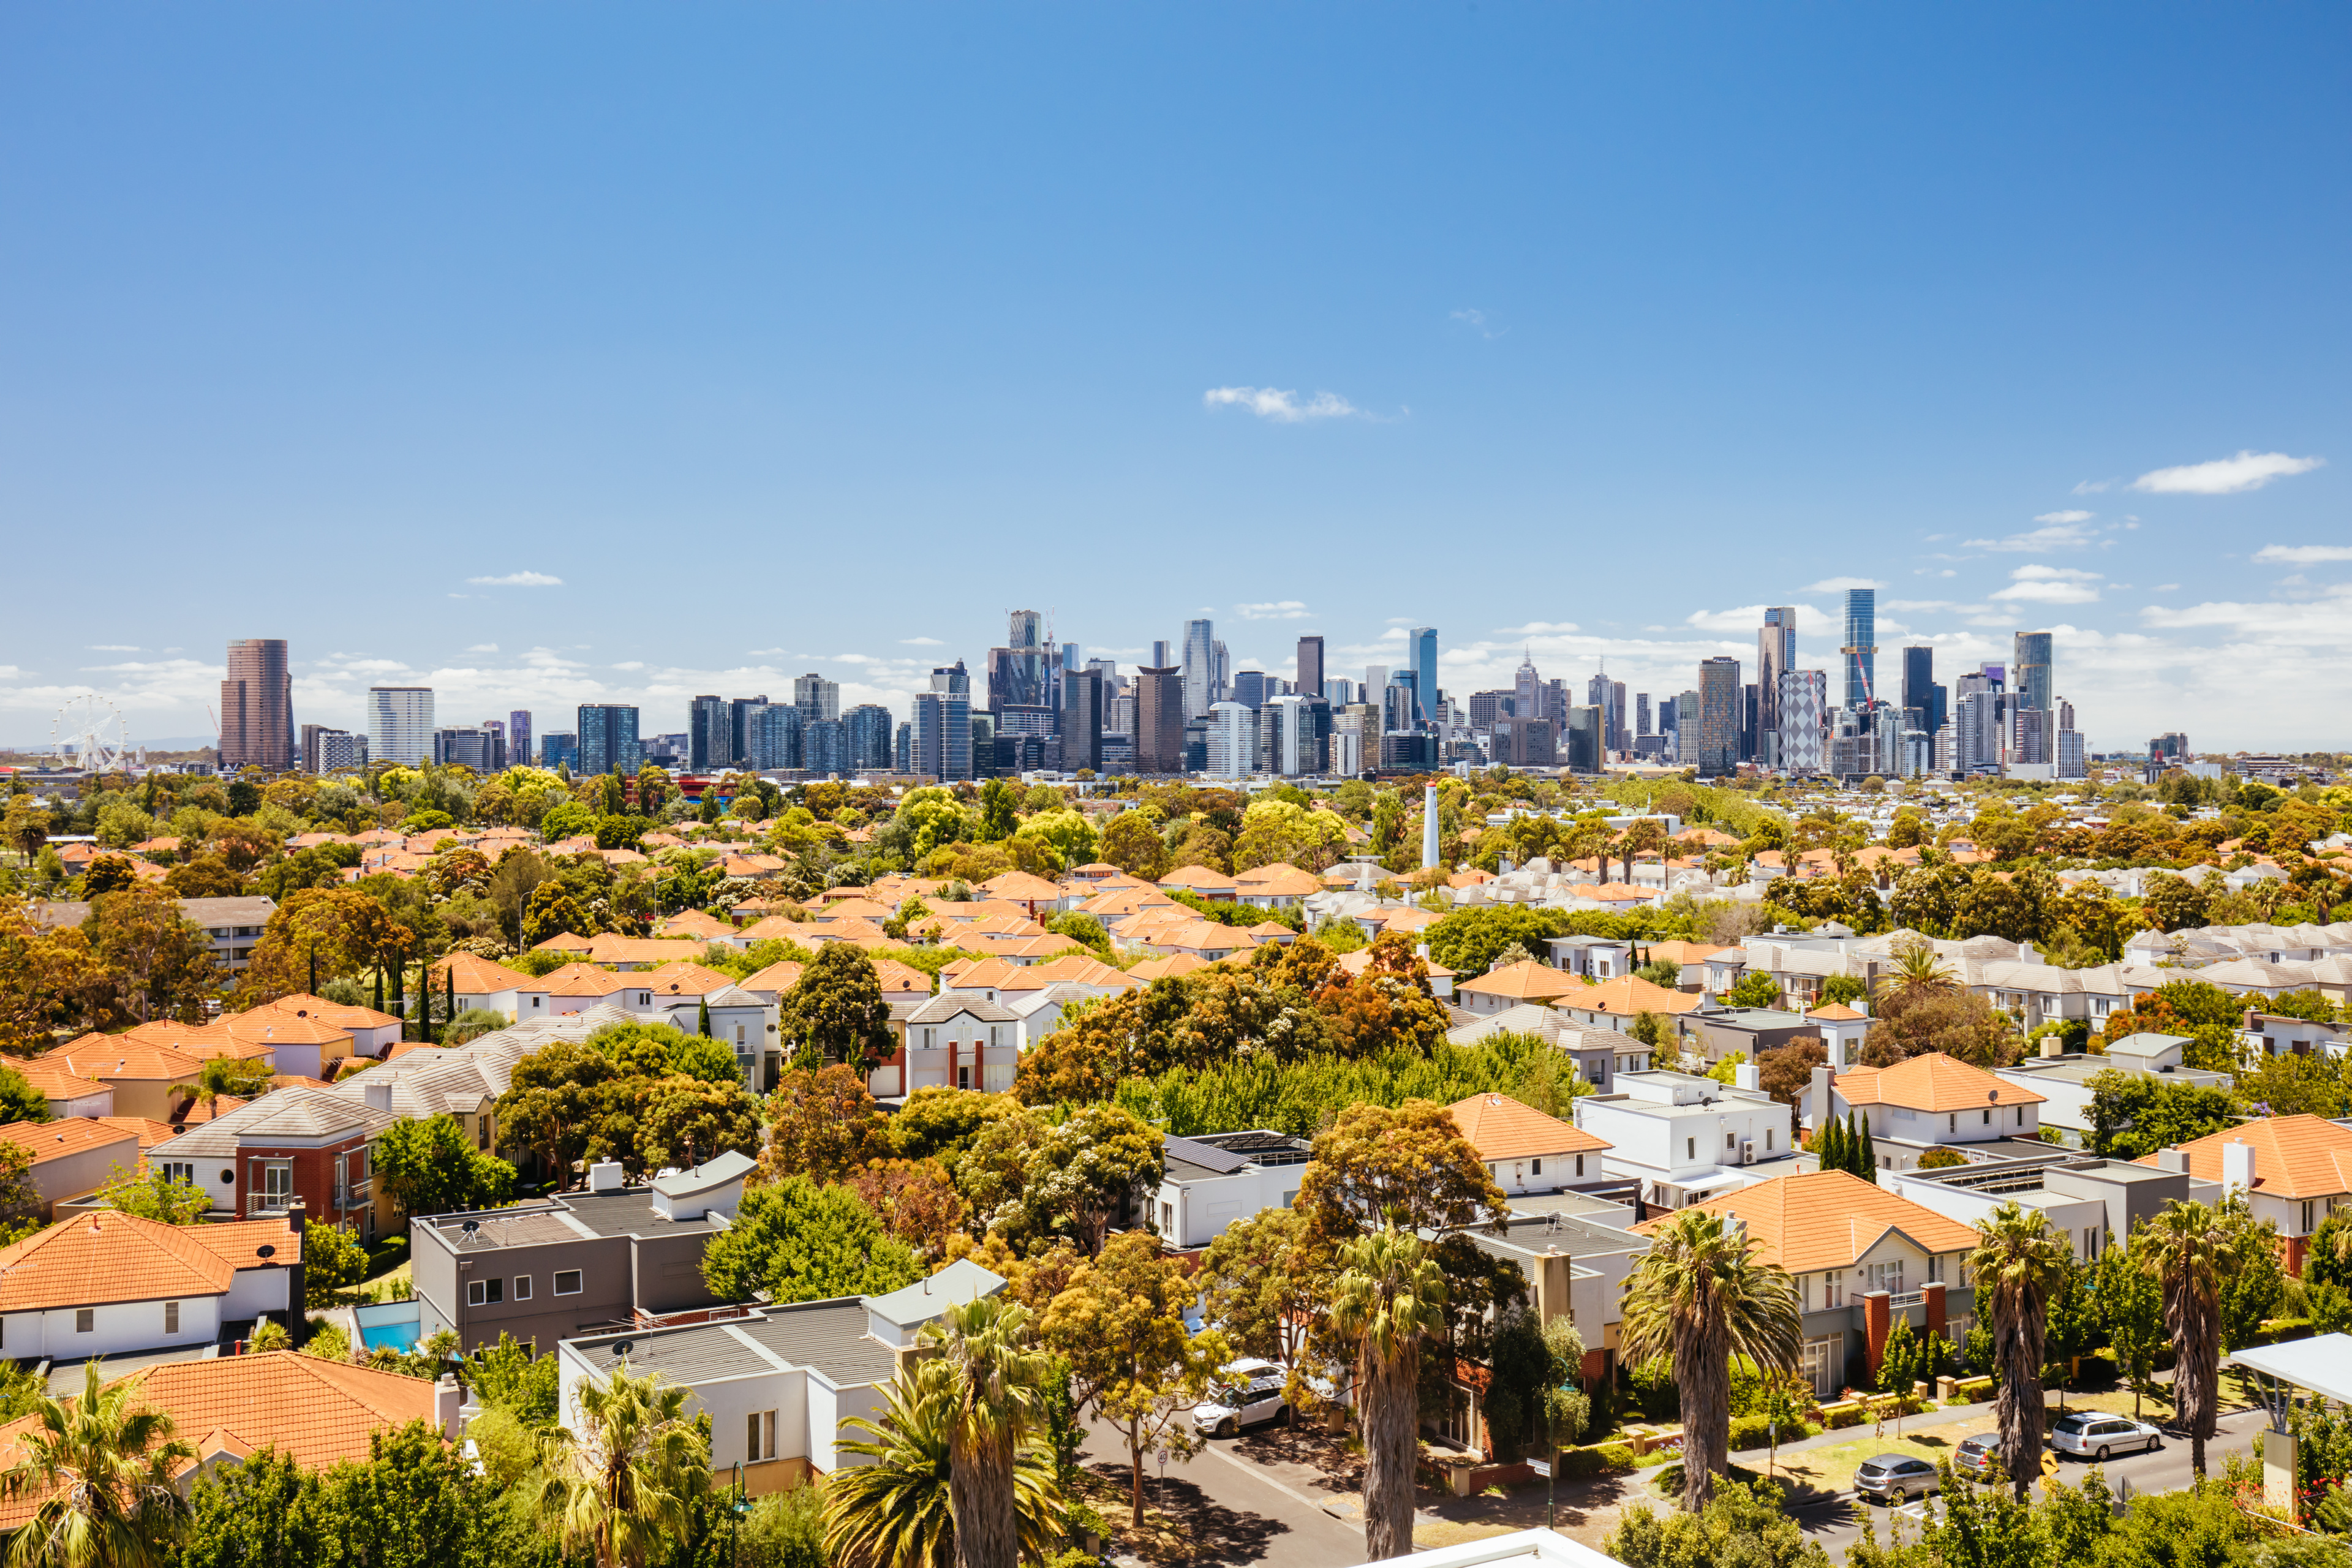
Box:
1152, 1131, 1315, 1250
0, 1210, 304, 1360
1994, 1033, 2229, 1149
1803, 1054, 2046, 1172
899, 995, 1021, 1093
1571, 1067, 1800, 1210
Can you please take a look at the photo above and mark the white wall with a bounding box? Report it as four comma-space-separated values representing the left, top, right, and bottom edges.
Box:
1, 1294, 222, 1360
1156, 1166, 1306, 1249
222, 1265, 296, 1322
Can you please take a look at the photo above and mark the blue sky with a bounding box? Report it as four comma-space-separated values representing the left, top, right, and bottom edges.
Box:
3, 3, 2345, 752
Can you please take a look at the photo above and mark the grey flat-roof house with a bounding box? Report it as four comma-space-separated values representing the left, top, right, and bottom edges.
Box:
413, 1152, 753, 1352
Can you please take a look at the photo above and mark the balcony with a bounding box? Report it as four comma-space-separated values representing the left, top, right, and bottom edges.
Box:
245, 1194, 295, 1218
334, 1180, 372, 1210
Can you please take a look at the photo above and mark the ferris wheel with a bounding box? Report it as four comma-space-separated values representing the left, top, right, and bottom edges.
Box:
52, 694, 137, 772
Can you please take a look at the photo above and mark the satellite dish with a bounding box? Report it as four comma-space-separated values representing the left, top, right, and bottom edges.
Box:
612, 1340, 635, 1360
461, 1220, 481, 1237
257, 1244, 276, 1259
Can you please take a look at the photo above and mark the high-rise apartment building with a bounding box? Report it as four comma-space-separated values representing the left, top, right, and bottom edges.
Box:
1364, 665, 1389, 699
2011, 632, 2053, 715
793, 675, 840, 728
1900, 646, 1947, 739
2057, 698, 2086, 780
1182, 620, 1218, 719
1205, 703, 1254, 778
1697, 657, 1742, 777
578, 705, 641, 777
220, 639, 294, 771
433, 726, 506, 772
845, 705, 894, 771
1059, 668, 1102, 774
1135, 666, 1186, 774
1150, 639, 1173, 669
2150, 732, 2190, 765
1775, 670, 1829, 774
1563, 705, 1602, 773
730, 697, 771, 766
1841, 589, 1878, 710
745, 705, 801, 770
368, 687, 435, 767
914, 686, 972, 782
1295, 635, 1325, 698
300, 725, 368, 771
688, 695, 729, 772
1490, 715, 1556, 767
1408, 628, 1439, 723
1757, 608, 1796, 749
805, 720, 846, 777
508, 711, 533, 768
1635, 693, 1653, 737
1513, 652, 1540, 722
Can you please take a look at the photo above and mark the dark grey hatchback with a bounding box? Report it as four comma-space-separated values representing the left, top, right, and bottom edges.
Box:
1855, 1454, 1940, 1504
1953, 1434, 2000, 1480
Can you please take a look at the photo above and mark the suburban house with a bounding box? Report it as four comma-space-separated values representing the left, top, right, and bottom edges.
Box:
177, 895, 280, 974
0, 1353, 453, 1523
1447, 1093, 1613, 1196
220, 1009, 355, 1082
1994, 1033, 2230, 1148
1150, 1131, 1315, 1250
1572, 1066, 1799, 1210
1672, 1008, 1826, 1071
2241, 1008, 2351, 1060
2136, 1115, 2352, 1274
553, 1260, 1006, 1496
1637, 1170, 1980, 1396
1231, 864, 1323, 910
411, 1153, 753, 1353
161, 1087, 402, 1240
14, 1060, 115, 1120
1443, 1009, 1653, 1093
1455, 961, 1585, 1017
1543, 935, 1634, 980
1802, 1055, 2046, 1172
0, 1119, 142, 1216
1889, 1152, 2196, 1264
0, 1208, 306, 1360
892, 995, 1021, 1095
1551, 975, 1705, 1035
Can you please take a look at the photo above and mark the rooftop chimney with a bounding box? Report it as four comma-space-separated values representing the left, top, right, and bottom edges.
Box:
1734, 1062, 1761, 1092
587, 1161, 625, 1193
363, 1082, 392, 1112
2156, 1148, 2190, 1175
2041, 1037, 2064, 1059
2222, 1139, 2256, 1199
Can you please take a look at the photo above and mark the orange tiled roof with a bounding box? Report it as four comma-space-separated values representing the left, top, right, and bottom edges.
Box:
641, 960, 741, 997
1831, 1054, 2045, 1113
0, 1211, 297, 1313
1232, 864, 1324, 897
1126, 954, 1210, 982
739, 960, 805, 993
809, 897, 894, 922
2135, 1115, 2352, 1200
222, 1011, 353, 1049
15, 1061, 121, 1102
1457, 961, 1584, 1003
978, 871, 1064, 902
1807, 1003, 1868, 1021
871, 960, 935, 993
526, 962, 635, 998
0, 1118, 136, 1167
1638, 941, 1726, 965
428, 951, 535, 992
1016, 955, 1138, 990
91, 1117, 187, 1152
1158, 865, 1239, 894
1448, 1093, 1611, 1161
734, 916, 810, 941
1553, 974, 1702, 1017
531, 931, 596, 952
260, 994, 402, 1031
1633, 1169, 1978, 1273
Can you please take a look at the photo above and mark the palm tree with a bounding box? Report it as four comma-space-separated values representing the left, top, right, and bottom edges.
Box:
1617, 1207, 1801, 1513
827, 1361, 1060, 1568
918, 1295, 1060, 1568
2136, 1199, 2242, 1478
1966, 1199, 2073, 1498
0, 1361, 195, 1568
1874, 938, 1956, 1004
1331, 1223, 1449, 1562
530, 1363, 709, 1568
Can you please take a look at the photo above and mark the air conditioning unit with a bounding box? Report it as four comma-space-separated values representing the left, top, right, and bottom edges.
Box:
1741, 1140, 1757, 1166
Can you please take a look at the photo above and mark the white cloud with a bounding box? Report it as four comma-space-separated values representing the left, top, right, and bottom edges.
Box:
1494, 621, 1581, 636
87, 645, 140, 652
466, 643, 499, 654
2034, 510, 2095, 525
1451, 308, 1504, 339
1883, 600, 1958, 613
899, 636, 946, 646
1991, 565, 2103, 605
611, 662, 646, 672
1802, 577, 1886, 593
2072, 479, 2113, 495
745, 647, 786, 656
1234, 601, 1313, 620
1684, 604, 1838, 635
2130, 450, 2324, 495
1965, 520, 2098, 552
1202, 386, 1365, 423
466, 570, 565, 587
2253, 544, 2352, 566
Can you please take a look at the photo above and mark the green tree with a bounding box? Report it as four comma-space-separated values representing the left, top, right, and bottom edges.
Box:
92, 1164, 208, 1227
303, 1221, 371, 1307
2136, 1198, 2241, 1477
1617, 1206, 1801, 1513
778, 943, 894, 1071
699, 1176, 919, 1305
827, 1362, 1059, 1568
1295, 1098, 1509, 1243
1196, 1205, 1330, 1375
529, 1364, 709, 1568
1605, 1476, 1828, 1568
1725, 971, 1781, 1009
760, 1064, 881, 1185
0, 1361, 196, 1568
371, 1114, 516, 1223
1330, 1224, 1448, 1562
496, 1039, 620, 1188
1482, 1306, 1590, 1461
922, 1295, 1061, 1568
1969, 1199, 2074, 1498
83, 883, 222, 1025
2095, 1234, 2165, 1418
2085, 1070, 2240, 1160
0, 1063, 48, 1126
638, 1075, 761, 1172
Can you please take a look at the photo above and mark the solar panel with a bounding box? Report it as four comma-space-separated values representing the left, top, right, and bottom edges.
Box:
1162, 1136, 1248, 1175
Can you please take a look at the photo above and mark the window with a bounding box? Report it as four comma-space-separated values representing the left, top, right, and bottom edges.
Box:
477, 1117, 489, 1151
467, 1278, 505, 1307
513, 1276, 532, 1301
1531, 1159, 1542, 1175
956, 1066, 972, 1090
1725, 1133, 1736, 1150
1983, 1109, 1992, 1125
554, 1270, 583, 1296
77, 1309, 94, 1333
165, 1301, 180, 1334
1574, 1155, 1585, 1177
638, 993, 650, 1006
1686, 1137, 1696, 1160
1765, 1129, 1774, 1150
160, 1161, 195, 1186
747, 1409, 778, 1462
1825, 1271, 1844, 1308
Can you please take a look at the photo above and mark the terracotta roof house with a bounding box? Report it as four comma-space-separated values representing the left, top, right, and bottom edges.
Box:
736, 960, 806, 1000
13, 1060, 117, 1119
656, 910, 734, 941
1455, 960, 1585, 1017
1803, 1055, 2045, 1174
0, 1118, 142, 1216
1551, 974, 1704, 1032
976, 870, 1068, 917
871, 959, 935, 994
1447, 1093, 1612, 1196
44, 1035, 212, 1118
2136, 1115, 2352, 1273
220, 1009, 356, 1082
1126, 953, 1210, 983
1635, 1169, 1981, 1394
255, 993, 404, 1057
0, 1209, 306, 1362
731, 915, 813, 945
426, 952, 538, 1021
1231, 864, 1324, 908
1158, 865, 1240, 899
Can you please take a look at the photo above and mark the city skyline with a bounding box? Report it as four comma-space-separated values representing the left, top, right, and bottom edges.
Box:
2, 6, 2345, 750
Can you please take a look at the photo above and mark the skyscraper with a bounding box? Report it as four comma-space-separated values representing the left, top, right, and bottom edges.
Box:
1697, 657, 1742, 777
1757, 608, 1796, 748
1408, 628, 1439, 722
750, 704, 804, 770
793, 674, 840, 727
845, 704, 894, 771
729, 696, 771, 768
1513, 651, 1540, 720
368, 687, 435, 767
2011, 631, 2053, 714
1365, 665, 1389, 699
1150, 639, 1173, 669
220, 639, 293, 771
1232, 670, 1267, 709
508, 710, 533, 768
688, 695, 728, 771
1776, 670, 1828, 774
1841, 589, 1878, 710
1136, 666, 1186, 774
1182, 619, 1217, 719
1205, 703, 1254, 777
913, 690, 972, 782
1060, 667, 1102, 774
578, 704, 641, 776
1295, 636, 1325, 699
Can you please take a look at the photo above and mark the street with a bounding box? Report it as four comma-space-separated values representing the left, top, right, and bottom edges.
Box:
1079, 1412, 1370, 1568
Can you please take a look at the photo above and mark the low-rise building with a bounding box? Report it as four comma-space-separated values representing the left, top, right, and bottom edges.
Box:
892, 995, 1020, 1095
1572, 1068, 1798, 1209
1551, 975, 1704, 1035
1150, 1131, 1314, 1250
1447, 1093, 1613, 1196
2136, 1115, 2352, 1274
1994, 1033, 2230, 1149
1442, 1009, 1654, 1093
0, 1208, 305, 1360
1672, 1008, 1824, 1071
1455, 960, 1585, 1017
1887, 1152, 2196, 1264
1803, 1055, 2046, 1172
0, 1118, 143, 1216
161, 1087, 402, 1240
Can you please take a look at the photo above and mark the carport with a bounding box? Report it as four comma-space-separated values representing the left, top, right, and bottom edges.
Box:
2226, 1332, 2352, 1510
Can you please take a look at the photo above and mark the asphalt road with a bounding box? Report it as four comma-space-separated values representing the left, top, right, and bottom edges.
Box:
1079, 1413, 1370, 1568
1784, 1406, 2275, 1556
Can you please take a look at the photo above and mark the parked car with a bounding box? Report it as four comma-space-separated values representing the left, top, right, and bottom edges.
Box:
2049, 1411, 2162, 1462
1192, 1359, 1296, 1438
1855, 1454, 1940, 1504
1952, 1434, 2001, 1480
